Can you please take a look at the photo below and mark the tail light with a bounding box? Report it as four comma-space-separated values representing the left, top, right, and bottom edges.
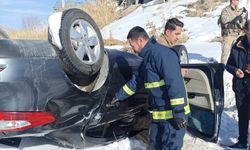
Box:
0, 112, 55, 132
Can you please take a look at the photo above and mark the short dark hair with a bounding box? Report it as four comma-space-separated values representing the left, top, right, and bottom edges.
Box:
164, 18, 184, 31
127, 26, 149, 40
244, 20, 250, 31
230, 0, 239, 3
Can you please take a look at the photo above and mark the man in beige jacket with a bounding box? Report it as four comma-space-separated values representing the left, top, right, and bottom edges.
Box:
158, 18, 188, 76
158, 18, 183, 47
218, 0, 247, 64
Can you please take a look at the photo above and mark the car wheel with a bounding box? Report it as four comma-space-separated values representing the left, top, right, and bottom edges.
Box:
56, 8, 104, 77
172, 45, 189, 64
0, 28, 9, 39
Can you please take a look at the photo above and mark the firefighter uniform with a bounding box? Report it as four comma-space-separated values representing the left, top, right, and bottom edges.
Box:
115, 37, 190, 150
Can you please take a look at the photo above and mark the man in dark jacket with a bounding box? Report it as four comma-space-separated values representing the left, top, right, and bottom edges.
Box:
108, 26, 190, 150
226, 19, 250, 149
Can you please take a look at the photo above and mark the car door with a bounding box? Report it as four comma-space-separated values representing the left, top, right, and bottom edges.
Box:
182, 63, 225, 142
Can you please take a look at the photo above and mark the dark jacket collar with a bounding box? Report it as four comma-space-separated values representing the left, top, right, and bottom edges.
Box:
236, 35, 250, 51
139, 37, 157, 58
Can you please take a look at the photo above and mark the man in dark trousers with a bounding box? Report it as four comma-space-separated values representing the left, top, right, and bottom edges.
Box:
226, 19, 250, 149
108, 26, 190, 150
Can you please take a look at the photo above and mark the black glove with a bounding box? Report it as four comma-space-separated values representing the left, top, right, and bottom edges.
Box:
106, 97, 120, 108
174, 117, 188, 129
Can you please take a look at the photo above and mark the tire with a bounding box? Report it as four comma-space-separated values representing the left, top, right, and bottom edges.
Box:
0, 28, 9, 39
56, 8, 104, 77
172, 45, 189, 64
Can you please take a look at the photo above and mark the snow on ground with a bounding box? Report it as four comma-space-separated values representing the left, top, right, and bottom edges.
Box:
1, 0, 250, 149
0, 137, 146, 150
101, 0, 198, 41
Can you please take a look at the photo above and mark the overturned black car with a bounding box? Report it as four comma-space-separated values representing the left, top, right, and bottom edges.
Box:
0, 9, 224, 148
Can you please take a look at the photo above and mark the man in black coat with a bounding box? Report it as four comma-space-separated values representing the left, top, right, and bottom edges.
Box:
226, 19, 250, 149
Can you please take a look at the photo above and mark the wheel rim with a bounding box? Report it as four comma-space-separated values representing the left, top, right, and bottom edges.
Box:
70, 19, 101, 65
179, 49, 188, 64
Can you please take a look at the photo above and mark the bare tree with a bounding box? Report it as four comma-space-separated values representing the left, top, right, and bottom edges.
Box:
21, 16, 43, 30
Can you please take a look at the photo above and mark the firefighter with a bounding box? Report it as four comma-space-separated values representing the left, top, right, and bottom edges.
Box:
108, 26, 190, 150
218, 0, 247, 64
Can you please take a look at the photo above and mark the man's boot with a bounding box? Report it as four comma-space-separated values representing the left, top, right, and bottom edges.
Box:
228, 141, 247, 149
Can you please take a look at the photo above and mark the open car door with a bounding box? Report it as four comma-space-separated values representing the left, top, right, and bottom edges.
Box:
183, 63, 225, 142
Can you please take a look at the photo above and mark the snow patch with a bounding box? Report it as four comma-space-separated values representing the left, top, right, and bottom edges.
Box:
48, 12, 63, 50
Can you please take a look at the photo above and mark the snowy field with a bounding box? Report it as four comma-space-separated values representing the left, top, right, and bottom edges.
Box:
1, 0, 250, 149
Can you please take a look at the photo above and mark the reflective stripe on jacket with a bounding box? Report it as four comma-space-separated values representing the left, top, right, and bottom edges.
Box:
152, 103, 190, 120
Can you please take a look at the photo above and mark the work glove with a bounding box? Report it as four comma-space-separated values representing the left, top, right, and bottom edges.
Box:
106, 97, 120, 108
174, 117, 188, 129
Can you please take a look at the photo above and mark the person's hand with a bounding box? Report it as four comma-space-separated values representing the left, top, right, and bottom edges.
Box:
245, 64, 250, 74
236, 68, 245, 78
237, 10, 243, 16
174, 117, 188, 129
245, 69, 250, 74
106, 97, 120, 108
181, 68, 188, 77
